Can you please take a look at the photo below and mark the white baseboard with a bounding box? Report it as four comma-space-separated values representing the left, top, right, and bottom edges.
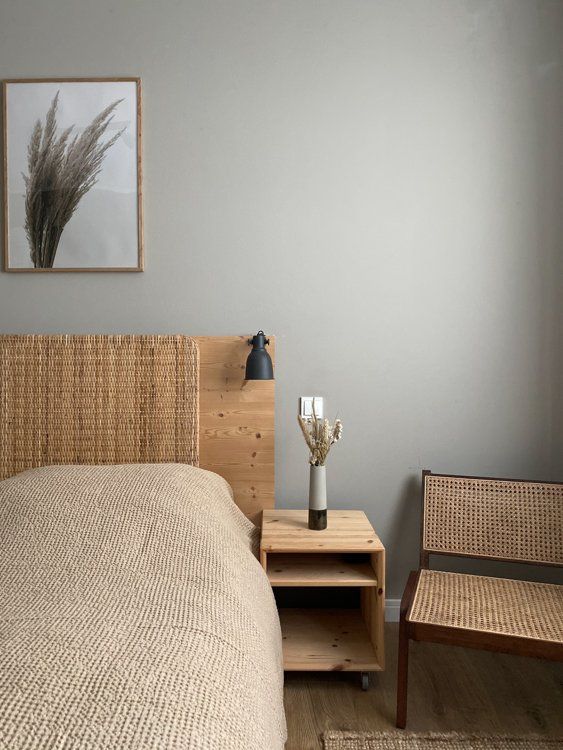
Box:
385, 598, 400, 622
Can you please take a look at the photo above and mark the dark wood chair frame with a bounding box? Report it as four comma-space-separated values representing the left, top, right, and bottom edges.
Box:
396, 469, 563, 729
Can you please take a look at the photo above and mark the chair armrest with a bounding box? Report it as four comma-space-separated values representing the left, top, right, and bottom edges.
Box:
400, 570, 420, 620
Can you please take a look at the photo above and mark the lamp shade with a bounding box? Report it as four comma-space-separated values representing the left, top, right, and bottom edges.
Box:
245, 331, 274, 380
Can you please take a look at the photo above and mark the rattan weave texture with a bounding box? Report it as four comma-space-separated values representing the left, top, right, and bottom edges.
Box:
323, 732, 563, 749
423, 475, 563, 565
408, 570, 563, 643
0, 335, 199, 478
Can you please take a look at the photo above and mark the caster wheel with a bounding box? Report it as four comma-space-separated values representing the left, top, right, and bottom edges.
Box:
361, 672, 369, 691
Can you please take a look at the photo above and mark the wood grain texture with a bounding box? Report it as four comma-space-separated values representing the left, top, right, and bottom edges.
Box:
261, 509, 385, 672
262, 510, 384, 553
362, 549, 386, 669
266, 554, 378, 587
197, 335, 275, 524
279, 608, 382, 671
284, 623, 563, 750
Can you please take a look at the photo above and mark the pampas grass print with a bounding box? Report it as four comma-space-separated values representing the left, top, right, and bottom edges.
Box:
22, 92, 124, 268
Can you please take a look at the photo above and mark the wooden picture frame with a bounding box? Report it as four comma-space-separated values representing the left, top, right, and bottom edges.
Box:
2, 78, 143, 272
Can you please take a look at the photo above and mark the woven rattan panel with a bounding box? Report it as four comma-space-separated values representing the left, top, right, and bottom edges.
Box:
409, 569, 563, 643
423, 474, 563, 565
0, 335, 199, 478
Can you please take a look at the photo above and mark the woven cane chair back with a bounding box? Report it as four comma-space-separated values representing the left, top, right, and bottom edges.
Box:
422, 472, 563, 566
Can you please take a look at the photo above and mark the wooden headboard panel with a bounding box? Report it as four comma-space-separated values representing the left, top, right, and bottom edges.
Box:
197, 336, 275, 523
0, 335, 274, 524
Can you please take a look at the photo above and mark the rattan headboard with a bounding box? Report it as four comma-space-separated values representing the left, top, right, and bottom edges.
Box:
0, 335, 199, 478
0, 334, 275, 524
421, 470, 563, 567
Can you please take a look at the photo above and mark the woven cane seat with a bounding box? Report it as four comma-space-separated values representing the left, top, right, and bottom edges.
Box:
408, 569, 563, 644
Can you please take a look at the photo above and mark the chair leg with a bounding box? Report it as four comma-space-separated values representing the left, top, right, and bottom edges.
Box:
396, 614, 409, 728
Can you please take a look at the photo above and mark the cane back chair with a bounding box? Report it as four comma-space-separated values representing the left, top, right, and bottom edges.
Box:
396, 470, 563, 728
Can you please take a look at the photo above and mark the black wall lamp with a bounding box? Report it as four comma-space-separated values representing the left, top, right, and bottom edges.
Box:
245, 331, 274, 380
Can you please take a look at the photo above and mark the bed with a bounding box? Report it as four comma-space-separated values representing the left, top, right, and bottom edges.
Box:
0, 335, 286, 750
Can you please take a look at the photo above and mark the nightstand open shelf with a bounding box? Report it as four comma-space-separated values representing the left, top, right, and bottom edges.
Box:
279, 607, 381, 671
266, 553, 378, 587
261, 510, 385, 681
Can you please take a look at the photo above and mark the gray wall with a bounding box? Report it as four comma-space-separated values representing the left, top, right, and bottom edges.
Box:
1, 0, 562, 596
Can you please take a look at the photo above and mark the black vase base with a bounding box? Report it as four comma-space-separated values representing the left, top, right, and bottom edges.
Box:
308, 508, 327, 530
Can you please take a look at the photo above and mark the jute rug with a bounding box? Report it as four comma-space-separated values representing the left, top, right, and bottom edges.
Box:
323, 732, 563, 749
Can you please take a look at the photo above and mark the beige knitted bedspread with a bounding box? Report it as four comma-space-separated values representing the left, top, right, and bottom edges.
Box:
0, 464, 286, 750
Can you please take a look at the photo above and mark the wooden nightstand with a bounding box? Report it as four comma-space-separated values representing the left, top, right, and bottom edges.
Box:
260, 509, 385, 688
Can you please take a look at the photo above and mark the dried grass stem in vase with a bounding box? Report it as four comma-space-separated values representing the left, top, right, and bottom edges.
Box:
298, 407, 343, 530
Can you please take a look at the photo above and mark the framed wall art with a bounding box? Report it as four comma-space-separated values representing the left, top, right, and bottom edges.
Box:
2, 78, 142, 272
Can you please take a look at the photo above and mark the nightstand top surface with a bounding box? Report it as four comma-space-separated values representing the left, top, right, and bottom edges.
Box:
261, 509, 383, 553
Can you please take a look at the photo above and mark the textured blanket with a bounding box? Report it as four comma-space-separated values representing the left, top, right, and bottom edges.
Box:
0, 464, 286, 749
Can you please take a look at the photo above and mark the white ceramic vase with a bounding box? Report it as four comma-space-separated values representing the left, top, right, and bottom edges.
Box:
308, 464, 327, 530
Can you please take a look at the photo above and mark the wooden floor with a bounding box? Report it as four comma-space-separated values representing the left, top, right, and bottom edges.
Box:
284, 623, 563, 749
